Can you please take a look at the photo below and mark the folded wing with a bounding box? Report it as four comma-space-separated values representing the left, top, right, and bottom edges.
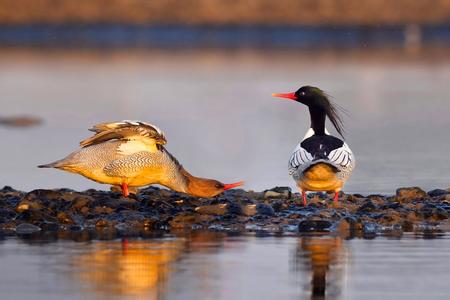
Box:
289, 139, 355, 175
80, 120, 167, 148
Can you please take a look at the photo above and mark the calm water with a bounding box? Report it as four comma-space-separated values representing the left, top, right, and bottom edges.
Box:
1, 48, 450, 195
0, 232, 449, 300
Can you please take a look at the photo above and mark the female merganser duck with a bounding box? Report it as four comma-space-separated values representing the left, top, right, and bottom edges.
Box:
39, 120, 243, 198
272, 86, 355, 205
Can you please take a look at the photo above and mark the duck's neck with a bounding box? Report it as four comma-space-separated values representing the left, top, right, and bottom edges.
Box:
180, 169, 219, 198
309, 106, 326, 136
159, 148, 221, 198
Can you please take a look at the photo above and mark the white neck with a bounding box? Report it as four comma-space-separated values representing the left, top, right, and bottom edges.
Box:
302, 127, 330, 140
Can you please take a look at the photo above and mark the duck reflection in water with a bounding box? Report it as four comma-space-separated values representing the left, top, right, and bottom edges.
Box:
72, 232, 227, 299
73, 239, 183, 299
293, 235, 348, 300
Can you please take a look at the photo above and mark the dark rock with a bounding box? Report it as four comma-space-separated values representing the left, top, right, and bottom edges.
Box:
57, 212, 75, 225
169, 214, 196, 229
337, 217, 358, 235
1, 186, 16, 192
345, 194, 362, 203
15, 223, 41, 235
0, 208, 17, 220
357, 200, 377, 212
298, 219, 333, 232
71, 196, 92, 210
95, 219, 110, 228
119, 210, 146, 221
427, 189, 450, 197
396, 187, 427, 201
15, 199, 43, 213
25, 189, 64, 201
270, 200, 285, 212
227, 202, 243, 215
16, 210, 55, 223
80, 206, 90, 216
352, 193, 365, 198
381, 209, 403, 225
380, 202, 402, 210
68, 225, 83, 232
40, 222, 60, 232
434, 208, 449, 220
93, 206, 115, 215
256, 203, 275, 216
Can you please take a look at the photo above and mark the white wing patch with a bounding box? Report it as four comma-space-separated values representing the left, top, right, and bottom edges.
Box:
288, 144, 314, 175
328, 143, 353, 168
117, 138, 158, 155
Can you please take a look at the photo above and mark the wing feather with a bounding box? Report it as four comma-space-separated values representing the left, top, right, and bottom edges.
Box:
289, 139, 355, 176
80, 120, 166, 148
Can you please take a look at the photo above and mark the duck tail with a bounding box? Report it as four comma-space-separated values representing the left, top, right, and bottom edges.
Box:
38, 159, 66, 169
38, 162, 58, 168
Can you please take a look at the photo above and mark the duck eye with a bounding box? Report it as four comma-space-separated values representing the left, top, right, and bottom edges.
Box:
299, 91, 306, 96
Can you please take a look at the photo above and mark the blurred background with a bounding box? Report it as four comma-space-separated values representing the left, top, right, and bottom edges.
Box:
0, 0, 449, 194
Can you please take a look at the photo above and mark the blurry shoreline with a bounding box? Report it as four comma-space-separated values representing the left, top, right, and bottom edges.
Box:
0, 24, 449, 49
1, 44, 449, 65
1, 0, 449, 26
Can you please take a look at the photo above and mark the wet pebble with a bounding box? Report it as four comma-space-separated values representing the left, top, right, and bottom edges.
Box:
95, 219, 110, 228
357, 200, 378, 212
195, 204, 228, 215
337, 217, 358, 235
169, 214, 196, 229
256, 203, 275, 216
396, 187, 427, 201
242, 204, 257, 216
264, 187, 291, 199
362, 222, 379, 234
71, 196, 92, 210
15, 199, 43, 213
15, 223, 41, 235
427, 189, 450, 197
298, 219, 333, 232
57, 212, 75, 225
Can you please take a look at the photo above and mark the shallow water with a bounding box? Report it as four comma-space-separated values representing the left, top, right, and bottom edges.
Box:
0, 232, 449, 300
0, 48, 449, 194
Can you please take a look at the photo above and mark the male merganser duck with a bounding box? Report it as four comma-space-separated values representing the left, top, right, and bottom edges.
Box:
272, 86, 355, 205
39, 120, 243, 198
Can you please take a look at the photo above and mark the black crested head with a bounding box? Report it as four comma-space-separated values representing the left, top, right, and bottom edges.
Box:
272, 85, 346, 137
295, 86, 344, 138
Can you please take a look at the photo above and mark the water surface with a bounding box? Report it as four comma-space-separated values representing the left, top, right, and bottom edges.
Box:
1, 232, 450, 300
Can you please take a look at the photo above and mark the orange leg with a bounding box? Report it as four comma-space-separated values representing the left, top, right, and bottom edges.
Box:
302, 191, 307, 206
333, 192, 339, 204
121, 182, 129, 197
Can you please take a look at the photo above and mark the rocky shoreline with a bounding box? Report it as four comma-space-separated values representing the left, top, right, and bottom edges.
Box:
1, 185, 450, 239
